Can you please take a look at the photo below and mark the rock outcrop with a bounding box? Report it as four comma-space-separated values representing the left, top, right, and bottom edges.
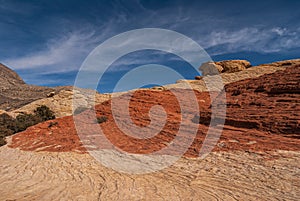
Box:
1, 144, 300, 200
0, 64, 113, 117
199, 60, 251, 76
9, 64, 300, 154
216, 59, 251, 73
0, 63, 70, 111
198, 61, 223, 76
1, 59, 300, 200
0, 63, 25, 85
197, 64, 300, 138
12, 88, 112, 118
168, 59, 300, 92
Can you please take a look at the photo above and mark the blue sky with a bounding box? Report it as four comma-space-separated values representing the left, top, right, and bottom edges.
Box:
0, 0, 299, 92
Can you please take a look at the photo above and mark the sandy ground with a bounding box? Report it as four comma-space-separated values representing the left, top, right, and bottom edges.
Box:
0, 143, 299, 201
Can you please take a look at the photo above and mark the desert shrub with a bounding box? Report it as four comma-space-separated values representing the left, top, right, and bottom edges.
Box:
14, 105, 55, 132
0, 114, 16, 145
0, 105, 55, 146
14, 113, 38, 133
34, 105, 55, 121
96, 116, 108, 124
0, 137, 6, 146
48, 121, 58, 128
0, 113, 15, 129
0, 127, 13, 137
0, 126, 13, 146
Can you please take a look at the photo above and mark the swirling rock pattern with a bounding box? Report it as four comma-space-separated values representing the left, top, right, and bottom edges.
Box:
0, 145, 299, 200
1, 60, 300, 200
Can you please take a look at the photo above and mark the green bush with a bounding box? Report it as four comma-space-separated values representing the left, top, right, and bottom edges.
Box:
0, 105, 55, 146
48, 121, 58, 128
34, 105, 55, 121
14, 113, 37, 133
0, 113, 15, 129
96, 116, 108, 124
0, 137, 6, 146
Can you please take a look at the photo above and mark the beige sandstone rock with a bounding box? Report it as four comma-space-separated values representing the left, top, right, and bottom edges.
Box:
216, 59, 251, 73
46, 91, 55, 97
195, 76, 203, 80
199, 60, 251, 76
199, 61, 223, 76
168, 59, 300, 92
0, 145, 299, 200
151, 86, 166, 90
12, 89, 112, 118
10, 59, 300, 119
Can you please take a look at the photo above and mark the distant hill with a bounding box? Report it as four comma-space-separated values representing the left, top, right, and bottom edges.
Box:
0, 63, 69, 111
0, 63, 25, 86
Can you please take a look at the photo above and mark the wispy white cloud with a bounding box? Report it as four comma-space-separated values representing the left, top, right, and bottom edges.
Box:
5, 25, 300, 77
4, 31, 100, 71
4, 25, 300, 75
1, 0, 299, 91
3, 0, 299, 74
199, 27, 300, 55
76, 28, 210, 77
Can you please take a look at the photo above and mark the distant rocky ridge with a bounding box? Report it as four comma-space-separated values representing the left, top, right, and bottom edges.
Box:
0, 63, 25, 85
0, 63, 113, 117
0, 63, 70, 111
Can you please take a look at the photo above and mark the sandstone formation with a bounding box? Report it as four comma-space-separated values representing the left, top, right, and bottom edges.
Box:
198, 64, 300, 138
216, 59, 251, 73
0, 60, 300, 200
151, 86, 166, 90
12, 88, 112, 118
167, 59, 300, 92
0, 63, 25, 85
198, 61, 223, 76
5, 59, 299, 118
199, 59, 251, 76
195, 75, 203, 80
9, 65, 300, 155
0, 63, 112, 118
0, 144, 299, 200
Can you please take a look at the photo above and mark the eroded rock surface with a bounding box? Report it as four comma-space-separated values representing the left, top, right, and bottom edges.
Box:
168, 59, 300, 92
12, 89, 112, 118
1, 60, 300, 200
198, 65, 300, 138
199, 60, 251, 76
0, 145, 299, 200
216, 59, 251, 73
9, 64, 300, 155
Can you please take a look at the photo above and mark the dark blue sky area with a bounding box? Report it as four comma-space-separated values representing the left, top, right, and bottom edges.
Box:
0, 0, 299, 92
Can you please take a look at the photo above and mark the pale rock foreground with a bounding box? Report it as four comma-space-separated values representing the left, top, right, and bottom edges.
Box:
0, 143, 299, 200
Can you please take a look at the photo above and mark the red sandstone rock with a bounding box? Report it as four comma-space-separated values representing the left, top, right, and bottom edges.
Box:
9, 66, 300, 157
199, 65, 300, 137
